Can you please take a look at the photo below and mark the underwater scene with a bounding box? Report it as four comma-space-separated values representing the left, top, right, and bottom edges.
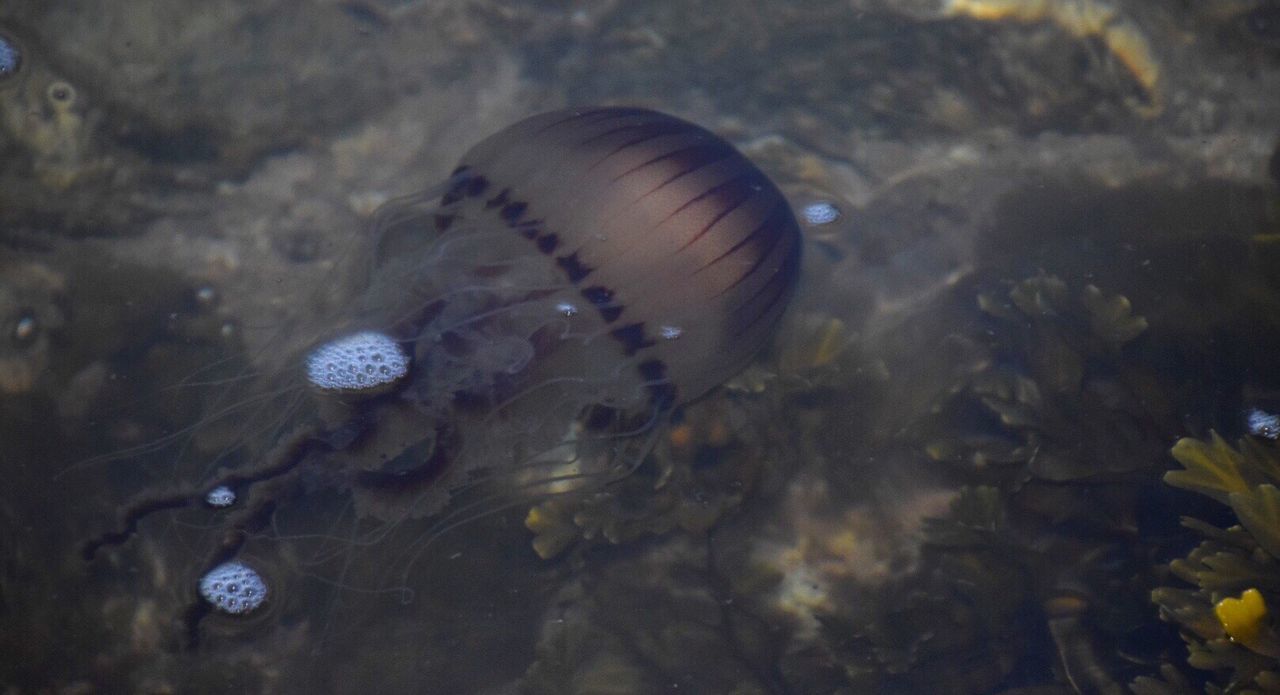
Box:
4, 0, 1280, 693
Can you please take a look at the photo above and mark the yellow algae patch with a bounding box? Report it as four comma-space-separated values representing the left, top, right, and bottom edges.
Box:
944, 0, 1162, 116
947, 0, 1053, 22
524, 505, 578, 560
1215, 588, 1268, 647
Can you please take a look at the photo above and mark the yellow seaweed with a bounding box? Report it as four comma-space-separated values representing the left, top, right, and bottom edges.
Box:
1230, 485, 1280, 562
1165, 433, 1249, 506
1082, 284, 1148, 346
1216, 588, 1268, 647
944, 0, 1163, 116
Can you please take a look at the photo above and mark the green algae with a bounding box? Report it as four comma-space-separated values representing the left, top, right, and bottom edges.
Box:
1154, 433, 1280, 691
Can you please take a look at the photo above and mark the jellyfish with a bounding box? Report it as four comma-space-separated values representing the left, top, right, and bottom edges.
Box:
81, 107, 802, 640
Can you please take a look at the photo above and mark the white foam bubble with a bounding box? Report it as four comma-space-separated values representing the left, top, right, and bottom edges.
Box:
801, 201, 840, 225
198, 561, 268, 615
204, 485, 236, 508
1248, 408, 1280, 440
305, 331, 409, 392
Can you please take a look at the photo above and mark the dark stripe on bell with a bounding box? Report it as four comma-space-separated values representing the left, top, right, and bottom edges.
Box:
610, 322, 655, 356
442, 178, 468, 205
501, 201, 527, 223
556, 252, 593, 283
583, 120, 694, 162
612, 141, 735, 183
727, 231, 801, 338
534, 107, 651, 137
730, 267, 794, 339
662, 172, 756, 226
434, 213, 455, 232
582, 285, 614, 306
486, 188, 511, 209
678, 173, 762, 251
718, 206, 794, 295
466, 175, 489, 197
582, 285, 622, 322
697, 199, 787, 277
536, 233, 559, 254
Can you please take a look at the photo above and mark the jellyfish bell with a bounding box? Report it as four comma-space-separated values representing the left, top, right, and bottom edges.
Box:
83, 107, 801, 638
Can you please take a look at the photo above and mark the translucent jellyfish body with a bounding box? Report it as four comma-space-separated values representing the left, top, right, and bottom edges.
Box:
85, 107, 802, 638
198, 561, 268, 615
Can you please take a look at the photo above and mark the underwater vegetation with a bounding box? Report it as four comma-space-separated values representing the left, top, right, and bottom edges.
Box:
919, 271, 1162, 485
0, 22, 158, 234
697, 262, 1222, 693
563, 266, 1183, 694
849, 273, 1172, 691
1146, 434, 1280, 693
941, 0, 1163, 117
80, 106, 803, 651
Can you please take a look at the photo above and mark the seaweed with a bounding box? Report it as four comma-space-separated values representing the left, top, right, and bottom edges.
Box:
1153, 433, 1280, 691
830, 273, 1181, 691
523, 313, 868, 561
919, 272, 1166, 486
525, 397, 772, 560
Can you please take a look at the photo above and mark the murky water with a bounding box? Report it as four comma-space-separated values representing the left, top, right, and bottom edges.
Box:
4, 1, 1280, 693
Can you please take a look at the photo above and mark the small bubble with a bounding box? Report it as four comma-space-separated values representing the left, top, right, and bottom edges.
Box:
12, 312, 36, 346
801, 201, 840, 226
195, 286, 217, 307
47, 81, 74, 105
0, 33, 20, 79
1247, 408, 1280, 440
204, 485, 236, 508
557, 302, 579, 317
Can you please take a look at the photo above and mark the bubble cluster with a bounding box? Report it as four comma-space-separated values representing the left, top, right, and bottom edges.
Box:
1247, 408, 1280, 440
305, 331, 409, 392
0, 33, 19, 79
801, 201, 841, 226
198, 561, 268, 615
204, 485, 236, 508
